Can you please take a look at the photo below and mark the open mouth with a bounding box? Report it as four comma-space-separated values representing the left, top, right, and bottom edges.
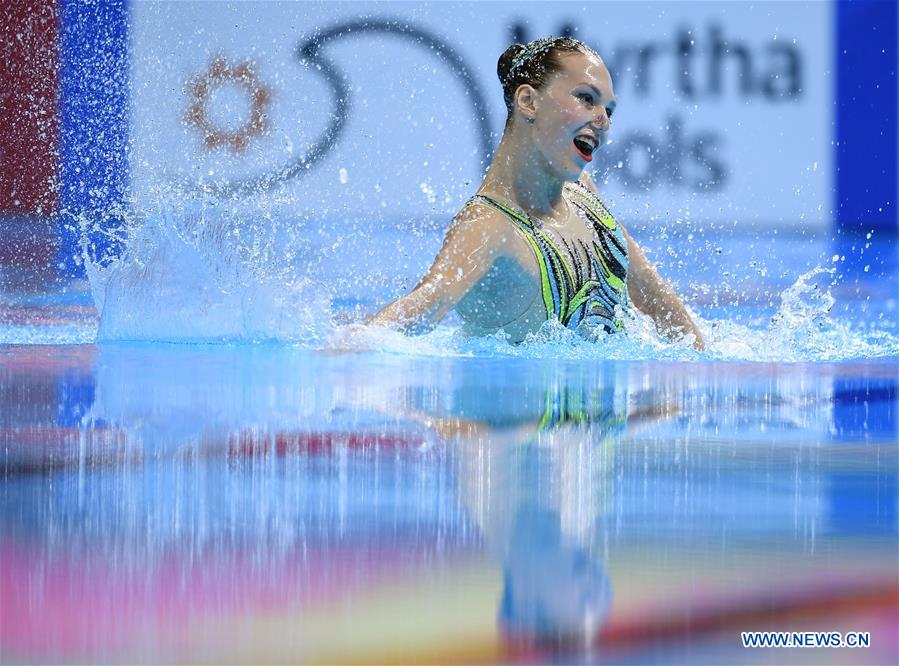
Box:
573, 134, 597, 162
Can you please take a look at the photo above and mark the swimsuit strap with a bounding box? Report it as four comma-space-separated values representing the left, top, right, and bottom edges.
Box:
563, 182, 629, 294
467, 193, 574, 322
564, 181, 619, 231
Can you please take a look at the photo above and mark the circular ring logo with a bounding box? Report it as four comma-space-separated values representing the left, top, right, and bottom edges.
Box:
184, 56, 272, 154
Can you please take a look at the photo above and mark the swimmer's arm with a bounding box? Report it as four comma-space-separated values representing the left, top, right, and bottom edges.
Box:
368, 210, 503, 332
578, 171, 704, 350
622, 228, 705, 350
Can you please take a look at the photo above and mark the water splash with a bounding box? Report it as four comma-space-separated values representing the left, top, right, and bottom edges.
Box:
85, 204, 331, 343
704, 267, 898, 361
770, 267, 835, 337
328, 267, 898, 362
7, 210, 898, 363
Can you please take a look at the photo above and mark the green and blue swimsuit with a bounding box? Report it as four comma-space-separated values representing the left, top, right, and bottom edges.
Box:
469, 180, 630, 335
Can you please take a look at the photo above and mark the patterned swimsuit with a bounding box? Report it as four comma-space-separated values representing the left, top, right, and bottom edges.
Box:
468, 180, 630, 335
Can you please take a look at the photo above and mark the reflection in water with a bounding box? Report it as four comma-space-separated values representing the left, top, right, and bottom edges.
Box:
396, 369, 638, 648
1, 346, 897, 663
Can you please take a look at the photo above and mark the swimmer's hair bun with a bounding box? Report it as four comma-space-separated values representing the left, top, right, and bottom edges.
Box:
497, 43, 528, 83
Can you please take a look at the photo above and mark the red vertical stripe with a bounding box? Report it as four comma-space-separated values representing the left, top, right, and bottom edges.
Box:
0, 1, 59, 216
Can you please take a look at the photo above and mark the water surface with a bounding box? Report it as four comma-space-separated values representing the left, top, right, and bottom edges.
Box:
2, 345, 896, 664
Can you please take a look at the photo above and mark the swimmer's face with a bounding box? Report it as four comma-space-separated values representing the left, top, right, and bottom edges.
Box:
521, 52, 615, 180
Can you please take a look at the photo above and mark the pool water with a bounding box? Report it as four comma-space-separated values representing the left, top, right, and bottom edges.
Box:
1, 228, 897, 664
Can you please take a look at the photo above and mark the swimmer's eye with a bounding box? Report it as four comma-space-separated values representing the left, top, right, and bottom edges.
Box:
576, 92, 596, 106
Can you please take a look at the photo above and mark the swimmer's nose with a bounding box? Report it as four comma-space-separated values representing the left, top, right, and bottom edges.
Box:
592, 109, 611, 132
600, 111, 612, 131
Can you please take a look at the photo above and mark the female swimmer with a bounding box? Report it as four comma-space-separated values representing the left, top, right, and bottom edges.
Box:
369, 37, 705, 350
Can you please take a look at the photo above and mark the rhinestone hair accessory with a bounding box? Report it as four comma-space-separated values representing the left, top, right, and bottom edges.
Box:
507, 37, 559, 77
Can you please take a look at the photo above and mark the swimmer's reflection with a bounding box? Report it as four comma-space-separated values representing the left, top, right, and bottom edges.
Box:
391, 370, 676, 651
3, 348, 672, 650
499, 508, 610, 650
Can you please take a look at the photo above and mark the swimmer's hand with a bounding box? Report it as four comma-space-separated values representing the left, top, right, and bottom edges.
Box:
325, 323, 373, 355
623, 232, 705, 351
325, 322, 415, 354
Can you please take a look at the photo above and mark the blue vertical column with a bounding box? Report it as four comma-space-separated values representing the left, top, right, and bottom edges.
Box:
835, 0, 897, 235
828, 4, 898, 539
58, 0, 130, 278
827, 376, 897, 536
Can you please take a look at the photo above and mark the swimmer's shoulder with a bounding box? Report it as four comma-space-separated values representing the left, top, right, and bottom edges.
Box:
444, 197, 525, 257
454, 195, 506, 226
